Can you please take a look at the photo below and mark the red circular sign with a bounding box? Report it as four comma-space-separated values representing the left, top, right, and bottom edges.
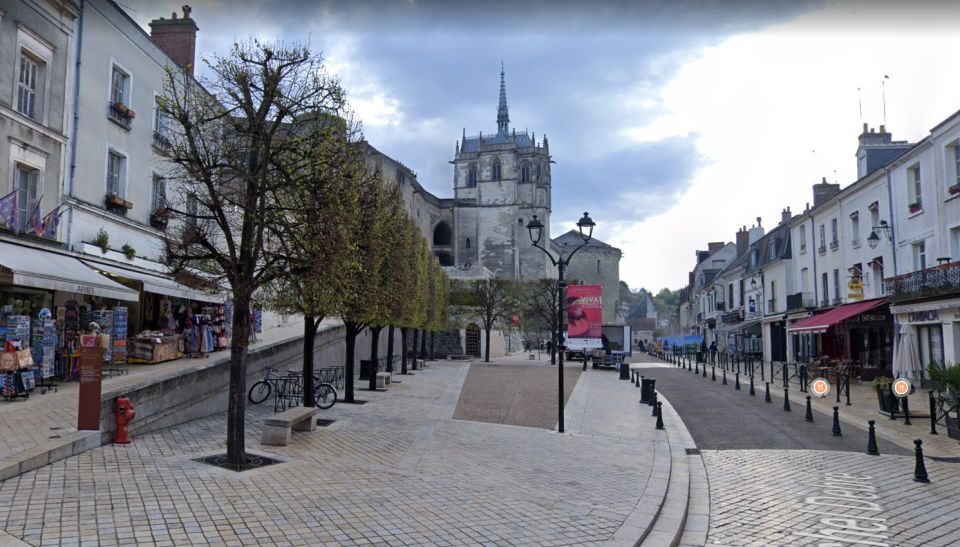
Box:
811, 377, 831, 398
892, 378, 911, 398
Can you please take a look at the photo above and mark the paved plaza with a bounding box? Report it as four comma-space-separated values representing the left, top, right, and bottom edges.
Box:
0, 356, 664, 546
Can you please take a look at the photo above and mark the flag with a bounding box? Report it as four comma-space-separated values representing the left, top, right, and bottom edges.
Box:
41, 205, 62, 238
0, 190, 16, 232
30, 199, 42, 236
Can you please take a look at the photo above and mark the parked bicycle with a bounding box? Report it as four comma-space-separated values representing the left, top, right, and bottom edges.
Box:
248, 366, 337, 409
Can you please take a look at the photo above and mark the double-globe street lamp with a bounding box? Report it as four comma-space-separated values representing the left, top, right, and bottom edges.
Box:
526, 211, 596, 433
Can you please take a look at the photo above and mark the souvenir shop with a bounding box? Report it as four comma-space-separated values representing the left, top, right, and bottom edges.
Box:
0, 240, 141, 400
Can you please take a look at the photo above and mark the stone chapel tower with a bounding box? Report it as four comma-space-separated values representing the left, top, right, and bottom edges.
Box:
450, 65, 554, 279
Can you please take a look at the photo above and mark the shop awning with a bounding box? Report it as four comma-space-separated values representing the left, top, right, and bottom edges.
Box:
787, 298, 886, 334
83, 261, 222, 303
0, 241, 139, 301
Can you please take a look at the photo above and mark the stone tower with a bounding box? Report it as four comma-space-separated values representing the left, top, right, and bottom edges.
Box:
450, 65, 554, 279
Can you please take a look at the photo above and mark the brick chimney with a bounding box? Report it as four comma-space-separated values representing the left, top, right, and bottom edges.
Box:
735, 226, 749, 257
780, 206, 792, 225
149, 5, 198, 76
812, 177, 841, 208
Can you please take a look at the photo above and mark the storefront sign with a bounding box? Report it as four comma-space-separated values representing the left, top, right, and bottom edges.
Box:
77, 346, 103, 431
847, 279, 864, 300
566, 284, 602, 349
75, 284, 97, 295
908, 310, 939, 323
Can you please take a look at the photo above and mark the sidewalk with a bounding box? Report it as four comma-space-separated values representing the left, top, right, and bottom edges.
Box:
0, 354, 687, 546
0, 319, 310, 479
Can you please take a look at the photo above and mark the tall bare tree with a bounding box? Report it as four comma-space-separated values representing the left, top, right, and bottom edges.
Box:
519, 279, 560, 364
451, 278, 515, 362
157, 40, 348, 468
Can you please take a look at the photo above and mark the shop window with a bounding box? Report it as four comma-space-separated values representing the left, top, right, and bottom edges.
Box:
15, 164, 40, 233
917, 324, 944, 371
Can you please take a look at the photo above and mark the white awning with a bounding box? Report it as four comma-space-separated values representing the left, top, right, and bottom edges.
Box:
0, 241, 139, 301
83, 261, 222, 303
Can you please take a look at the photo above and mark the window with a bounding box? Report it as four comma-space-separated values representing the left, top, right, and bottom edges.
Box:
520, 162, 530, 183
465, 238, 471, 249
917, 325, 944, 369
818, 224, 826, 251
949, 141, 960, 191
396, 168, 405, 186
151, 175, 166, 212
830, 218, 838, 245
596, 259, 600, 275
801, 267, 810, 294
728, 283, 734, 307
491, 157, 502, 181
908, 164, 922, 209
870, 207, 880, 233
467, 164, 477, 187
110, 65, 129, 106
153, 96, 169, 147
950, 226, 960, 262
14, 164, 39, 233
871, 259, 885, 297
16, 53, 41, 119
799, 225, 806, 253
850, 212, 860, 246
106, 151, 126, 199
833, 269, 840, 302
536, 162, 542, 180
821, 273, 829, 306
913, 241, 927, 271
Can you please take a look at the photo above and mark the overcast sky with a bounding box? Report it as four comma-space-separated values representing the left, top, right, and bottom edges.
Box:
123, 0, 960, 293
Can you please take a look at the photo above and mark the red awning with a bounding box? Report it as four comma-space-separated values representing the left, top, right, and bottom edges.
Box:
787, 298, 886, 335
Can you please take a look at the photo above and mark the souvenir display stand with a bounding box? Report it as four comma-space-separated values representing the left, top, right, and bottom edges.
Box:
128, 332, 181, 364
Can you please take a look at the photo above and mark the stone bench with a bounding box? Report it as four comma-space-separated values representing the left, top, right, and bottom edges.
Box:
262, 406, 319, 446
375, 371, 391, 389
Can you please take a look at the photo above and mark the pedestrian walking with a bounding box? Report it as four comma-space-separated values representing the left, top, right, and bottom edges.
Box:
709, 341, 717, 364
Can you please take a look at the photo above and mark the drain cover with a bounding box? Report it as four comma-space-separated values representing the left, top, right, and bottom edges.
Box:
685, 448, 701, 455
316, 419, 336, 427
193, 453, 283, 472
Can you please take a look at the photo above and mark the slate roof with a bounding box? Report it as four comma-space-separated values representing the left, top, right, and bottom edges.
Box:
460, 132, 534, 153
552, 230, 621, 255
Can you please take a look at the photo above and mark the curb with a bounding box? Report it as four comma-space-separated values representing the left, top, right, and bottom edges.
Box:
0, 430, 100, 482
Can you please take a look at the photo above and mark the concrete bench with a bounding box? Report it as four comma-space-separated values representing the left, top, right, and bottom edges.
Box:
262, 406, 319, 446
375, 371, 391, 389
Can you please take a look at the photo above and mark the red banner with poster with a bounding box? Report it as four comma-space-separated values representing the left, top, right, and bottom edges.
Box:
566, 284, 602, 348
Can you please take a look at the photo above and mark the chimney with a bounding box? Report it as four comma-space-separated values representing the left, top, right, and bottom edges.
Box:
812, 177, 841, 207
707, 241, 725, 254
780, 206, 792, 225
149, 5, 198, 76
735, 225, 749, 257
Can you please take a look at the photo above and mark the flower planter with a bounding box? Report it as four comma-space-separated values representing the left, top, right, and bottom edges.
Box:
908, 203, 922, 213
150, 209, 169, 229
110, 102, 136, 120
947, 416, 960, 441
950, 185, 960, 196
876, 388, 899, 413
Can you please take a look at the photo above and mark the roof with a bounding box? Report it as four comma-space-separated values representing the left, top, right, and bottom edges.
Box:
552, 230, 622, 255
460, 132, 534, 153
747, 223, 791, 272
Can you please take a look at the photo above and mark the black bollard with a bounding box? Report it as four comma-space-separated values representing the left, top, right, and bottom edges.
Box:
655, 402, 664, 430
702, 363, 707, 378
735, 372, 741, 391
929, 392, 939, 435
890, 396, 898, 420
635, 371, 641, 388
749, 376, 756, 396
783, 388, 791, 411
913, 439, 930, 483
712, 365, 716, 381
832, 406, 842, 436
805, 396, 814, 422
651, 391, 659, 416
764, 382, 771, 403
866, 419, 879, 455
722, 369, 728, 385
695, 360, 699, 375
903, 396, 911, 425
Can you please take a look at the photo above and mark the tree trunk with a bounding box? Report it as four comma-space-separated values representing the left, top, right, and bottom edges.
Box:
400, 327, 409, 374
429, 331, 435, 360
386, 326, 395, 373
420, 328, 427, 361
344, 322, 358, 403
484, 327, 491, 362
302, 316, 322, 407
226, 295, 252, 469
550, 343, 556, 365
369, 325, 382, 391
412, 329, 419, 359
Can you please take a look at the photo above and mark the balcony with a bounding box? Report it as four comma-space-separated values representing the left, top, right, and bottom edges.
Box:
786, 292, 815, 311
820, 299, 830, 308
885, 261, 960, 304
830, 240, 839, 251
767, 299, 776, 313
721, 309, 742, 325
818, 245, 827, 254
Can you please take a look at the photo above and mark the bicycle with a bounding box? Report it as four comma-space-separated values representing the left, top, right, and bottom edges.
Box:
248, 366, 337, 409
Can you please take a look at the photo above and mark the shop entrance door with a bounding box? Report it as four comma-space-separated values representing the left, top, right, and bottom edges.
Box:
465, 324, 481, 357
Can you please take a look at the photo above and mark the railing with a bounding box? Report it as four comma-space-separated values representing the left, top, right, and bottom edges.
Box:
716, 301, 726, 312
820, 299, 829, 308
832, 297, 842, 305
818, 245, 827, 254
885, 261, 960, 303
721, 310, 741, 325
830, 240, 839, 250
786, 292, 816, 310
152, 130, 170, 149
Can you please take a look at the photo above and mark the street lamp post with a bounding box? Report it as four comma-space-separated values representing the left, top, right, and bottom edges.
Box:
526, 211, 596, 433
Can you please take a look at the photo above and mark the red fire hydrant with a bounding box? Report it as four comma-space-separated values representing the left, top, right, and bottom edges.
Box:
114, 396, 136, 444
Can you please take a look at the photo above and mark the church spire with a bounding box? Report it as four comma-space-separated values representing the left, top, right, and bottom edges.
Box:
497, 62, 509, 136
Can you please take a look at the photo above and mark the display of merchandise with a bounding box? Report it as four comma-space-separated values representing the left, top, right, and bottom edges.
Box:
112, 307, 128, 366
91, 309, 113, 362
224, 300, 233, 342
31, 319, 57, 380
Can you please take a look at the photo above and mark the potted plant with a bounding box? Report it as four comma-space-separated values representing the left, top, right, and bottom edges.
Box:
110, 102, 136, 120
927, 361, 960, 440
871, 375, 897, 414
950, 184, 960, 196
105, 194, 133, 211
150, 207, 169, 228
908, 201, 923, 213
121, 243, 136, 260
94, 229, 109, 253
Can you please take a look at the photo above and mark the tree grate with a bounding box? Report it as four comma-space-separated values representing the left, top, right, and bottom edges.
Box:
316, 419, 336, 427
193, 453, 283, 472
685, 448, 701, 455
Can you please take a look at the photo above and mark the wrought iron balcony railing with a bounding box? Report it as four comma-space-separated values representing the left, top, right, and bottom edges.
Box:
786, 292, 816, 310
884, 261, 960, 303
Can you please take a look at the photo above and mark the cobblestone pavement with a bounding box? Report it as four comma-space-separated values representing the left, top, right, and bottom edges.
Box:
704, 449, 960, 546
453, 361, 582, 428
0, 321, 309, 462
0, 358, 660, 546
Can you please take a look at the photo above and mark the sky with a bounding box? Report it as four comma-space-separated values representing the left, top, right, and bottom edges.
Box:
122, 0, 960, 293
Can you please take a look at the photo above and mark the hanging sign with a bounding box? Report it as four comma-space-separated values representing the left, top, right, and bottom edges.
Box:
847, 278, 864, 300
566, 284, 602, 349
